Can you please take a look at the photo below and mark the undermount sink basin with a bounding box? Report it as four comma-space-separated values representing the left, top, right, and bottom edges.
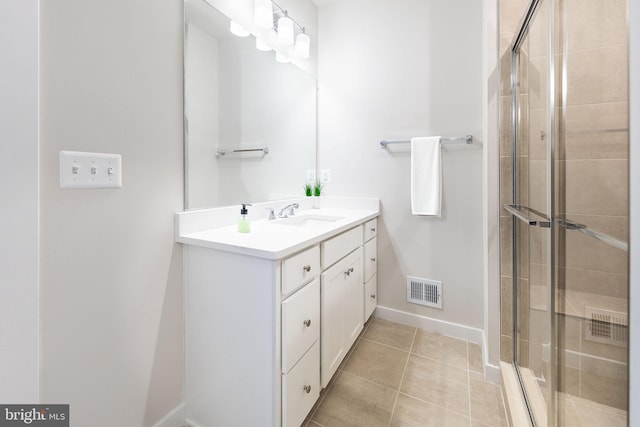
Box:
275, 214, 345, 227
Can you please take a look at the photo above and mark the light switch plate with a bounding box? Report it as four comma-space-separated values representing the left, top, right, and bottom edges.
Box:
59, 151, 122, 189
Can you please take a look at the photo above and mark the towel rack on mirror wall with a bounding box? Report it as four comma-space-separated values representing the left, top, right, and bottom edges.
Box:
379, 135, 473, 149
216, 147, 269, 158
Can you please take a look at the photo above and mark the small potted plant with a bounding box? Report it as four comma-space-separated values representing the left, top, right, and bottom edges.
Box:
313, 180, 323, 197
313, 180, 323, 208
303, 182, 313, 197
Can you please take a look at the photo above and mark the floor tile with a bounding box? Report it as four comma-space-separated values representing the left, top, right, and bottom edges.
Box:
363, 318, 416, 350
469, 372, 508, 427
343, 339, 409, 390
411, 329, 469, 369
311, 372, 396, 427
400, 354, 470, 416
390, 393, 470, 427
467, 342, 484, 374
311, 320, 509, 427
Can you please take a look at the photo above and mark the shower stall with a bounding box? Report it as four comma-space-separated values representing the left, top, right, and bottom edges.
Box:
502, 0, 629, 425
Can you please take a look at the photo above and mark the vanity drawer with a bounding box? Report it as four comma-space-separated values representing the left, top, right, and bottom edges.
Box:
282, 279, 320, 373
364, 274, 377, 321
282, 245, 320, 295
282, 340, 320, 427
363, 218, 377, 242
321, 225, 363, 270
363, 237, 377, 283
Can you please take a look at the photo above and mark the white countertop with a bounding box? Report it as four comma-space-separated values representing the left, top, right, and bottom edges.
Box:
176, 198, 380, 260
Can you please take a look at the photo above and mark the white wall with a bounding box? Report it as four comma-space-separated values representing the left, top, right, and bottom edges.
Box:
0, 0, 39, 403
38, 1, 184, 425
483, 0, 501, 370
318, 0, 485, 329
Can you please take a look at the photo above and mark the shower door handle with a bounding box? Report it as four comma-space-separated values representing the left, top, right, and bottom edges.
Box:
503, 204, 551, 228
557, 219, 628, 252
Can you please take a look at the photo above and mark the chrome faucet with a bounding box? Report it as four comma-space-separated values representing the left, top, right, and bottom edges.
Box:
278, 203, 300, 218
265, 207, 276, 220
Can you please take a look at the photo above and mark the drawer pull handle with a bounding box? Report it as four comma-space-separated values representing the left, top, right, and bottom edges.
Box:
371, 227, 376, 232
371, 257, 376, 262
303, 319, 311, 327
303, 385, 311, 394
302, 265, 311, 273
371, 294, 376, 299
344, 267, 354, 276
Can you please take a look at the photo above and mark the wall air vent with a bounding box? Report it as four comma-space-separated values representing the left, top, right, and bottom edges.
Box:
584, 306, 628, 347
406, 276, 442, 309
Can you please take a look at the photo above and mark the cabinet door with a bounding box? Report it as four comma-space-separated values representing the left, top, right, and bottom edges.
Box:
343, 248, 363, 350
320, 260, 346, 388
320, 247, 363, 388
363, 218, 377, 242
364, 274, 377, 321
282, 341, 320, 427
281, 279, 320, 373
363, 237, 377, 283
282, 245, 320, 296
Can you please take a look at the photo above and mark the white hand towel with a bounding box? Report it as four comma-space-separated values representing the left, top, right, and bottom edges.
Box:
411, 136, 442, 216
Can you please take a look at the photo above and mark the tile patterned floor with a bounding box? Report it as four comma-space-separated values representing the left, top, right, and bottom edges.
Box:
304, 318, 509, 427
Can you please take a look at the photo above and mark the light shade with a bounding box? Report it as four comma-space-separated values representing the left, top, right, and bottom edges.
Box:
230, 20, 250, 37
275, 52, 290, 63
277, 16, 294, 45
294, 32, 310, 58
256, 38, 272, 52
254, 0, 273, 30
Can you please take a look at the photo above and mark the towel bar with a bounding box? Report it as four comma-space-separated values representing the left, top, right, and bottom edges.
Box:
380, 135, 473, 148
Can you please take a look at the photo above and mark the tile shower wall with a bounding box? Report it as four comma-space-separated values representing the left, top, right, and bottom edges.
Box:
499, 0, 629, 413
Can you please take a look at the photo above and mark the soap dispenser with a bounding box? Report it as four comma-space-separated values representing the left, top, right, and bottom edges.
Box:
238, 203, 252, 233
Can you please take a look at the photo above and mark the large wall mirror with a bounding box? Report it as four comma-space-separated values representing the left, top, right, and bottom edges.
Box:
184, 0, 317, 210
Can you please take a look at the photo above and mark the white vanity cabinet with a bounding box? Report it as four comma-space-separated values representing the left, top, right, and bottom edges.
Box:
179, 204, 379, 427
185, 245, 320, 427
363, 218, 378, 321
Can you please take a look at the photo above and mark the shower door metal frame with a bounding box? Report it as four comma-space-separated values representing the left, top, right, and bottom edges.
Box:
508, 0, 557, 425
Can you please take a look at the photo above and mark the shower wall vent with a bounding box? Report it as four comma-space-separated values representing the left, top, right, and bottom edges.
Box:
584, 306, 628, 347
407, 276, 442, 309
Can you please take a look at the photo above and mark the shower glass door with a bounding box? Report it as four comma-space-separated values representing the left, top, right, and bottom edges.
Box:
508, 0, 629, 425
555, 0, 629, 424
510, 0, 555, 425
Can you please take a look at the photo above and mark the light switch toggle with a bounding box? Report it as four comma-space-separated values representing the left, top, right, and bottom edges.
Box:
59, 151, 122, 189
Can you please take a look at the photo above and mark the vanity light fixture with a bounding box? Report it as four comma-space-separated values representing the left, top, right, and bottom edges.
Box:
277, 14, 294, 45
230, 20, 250, 37
254, 0, 273, 29
294, 30, 310, 58
254, 0, 310, 59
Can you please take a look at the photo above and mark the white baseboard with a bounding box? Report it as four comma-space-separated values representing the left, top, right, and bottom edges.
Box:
375, 305, 484, 344
374, 306, 502, 381
152, 402, 186, 427
184, 418, 204, 427
484, 362, 502, 384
